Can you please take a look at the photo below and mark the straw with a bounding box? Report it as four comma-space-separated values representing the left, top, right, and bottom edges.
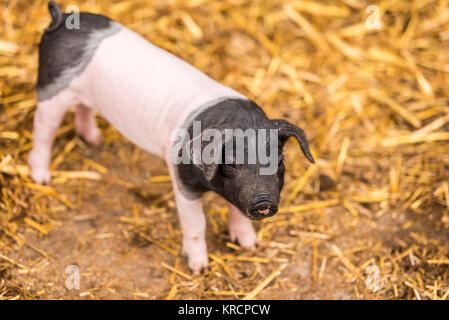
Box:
1, 0, 448, 300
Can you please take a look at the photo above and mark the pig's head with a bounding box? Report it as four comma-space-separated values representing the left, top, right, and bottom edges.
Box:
184, 117, 315, 220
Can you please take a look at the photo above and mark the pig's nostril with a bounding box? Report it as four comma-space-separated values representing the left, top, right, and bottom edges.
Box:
248, 194, 278, 218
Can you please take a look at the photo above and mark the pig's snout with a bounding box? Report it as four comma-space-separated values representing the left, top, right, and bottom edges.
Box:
248, 193, 278, 219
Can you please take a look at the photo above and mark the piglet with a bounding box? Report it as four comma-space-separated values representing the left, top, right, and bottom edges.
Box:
29, 2, 315, 274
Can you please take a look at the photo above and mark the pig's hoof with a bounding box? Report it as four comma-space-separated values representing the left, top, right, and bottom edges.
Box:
188, 256, 209, 275
30, 166, 51, 185
28, 152, 51, 185
185, 251, 209, 275
183, 241, 209, 275
230, 226, 258, 251
80, 130, 104, 147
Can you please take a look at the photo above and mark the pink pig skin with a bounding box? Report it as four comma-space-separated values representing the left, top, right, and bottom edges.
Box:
28, 23, 257, 274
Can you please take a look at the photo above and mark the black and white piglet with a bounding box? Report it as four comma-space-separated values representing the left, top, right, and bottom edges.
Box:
29, 2, 315, 273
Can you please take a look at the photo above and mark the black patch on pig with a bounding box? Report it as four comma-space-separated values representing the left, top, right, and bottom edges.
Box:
175, 98, 272, 197
174, 98, 314, 218
174, 98, 286, 218
36, 2, 120, 101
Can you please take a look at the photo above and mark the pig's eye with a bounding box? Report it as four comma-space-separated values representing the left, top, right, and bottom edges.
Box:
221, 163, 237, 178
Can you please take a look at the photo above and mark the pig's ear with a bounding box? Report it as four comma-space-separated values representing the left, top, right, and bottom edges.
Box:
272, 119, 315, 164
189, 127, 227, 181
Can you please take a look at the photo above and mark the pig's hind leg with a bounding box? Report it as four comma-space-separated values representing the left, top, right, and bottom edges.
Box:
228, 203, 258, 250
28, 91, 77, 184
75, 104, 103, 146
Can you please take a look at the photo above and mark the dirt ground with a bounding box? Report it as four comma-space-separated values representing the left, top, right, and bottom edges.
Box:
1, 0, 449, 300
5, 136, 448, 300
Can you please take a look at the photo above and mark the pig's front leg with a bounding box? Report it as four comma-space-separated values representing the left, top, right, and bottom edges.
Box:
176, 194, 208, 274
167, 165, 208, 274
228, 202, 258, 250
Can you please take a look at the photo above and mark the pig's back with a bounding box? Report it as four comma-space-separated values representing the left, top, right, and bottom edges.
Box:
74, 23, 244, 157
